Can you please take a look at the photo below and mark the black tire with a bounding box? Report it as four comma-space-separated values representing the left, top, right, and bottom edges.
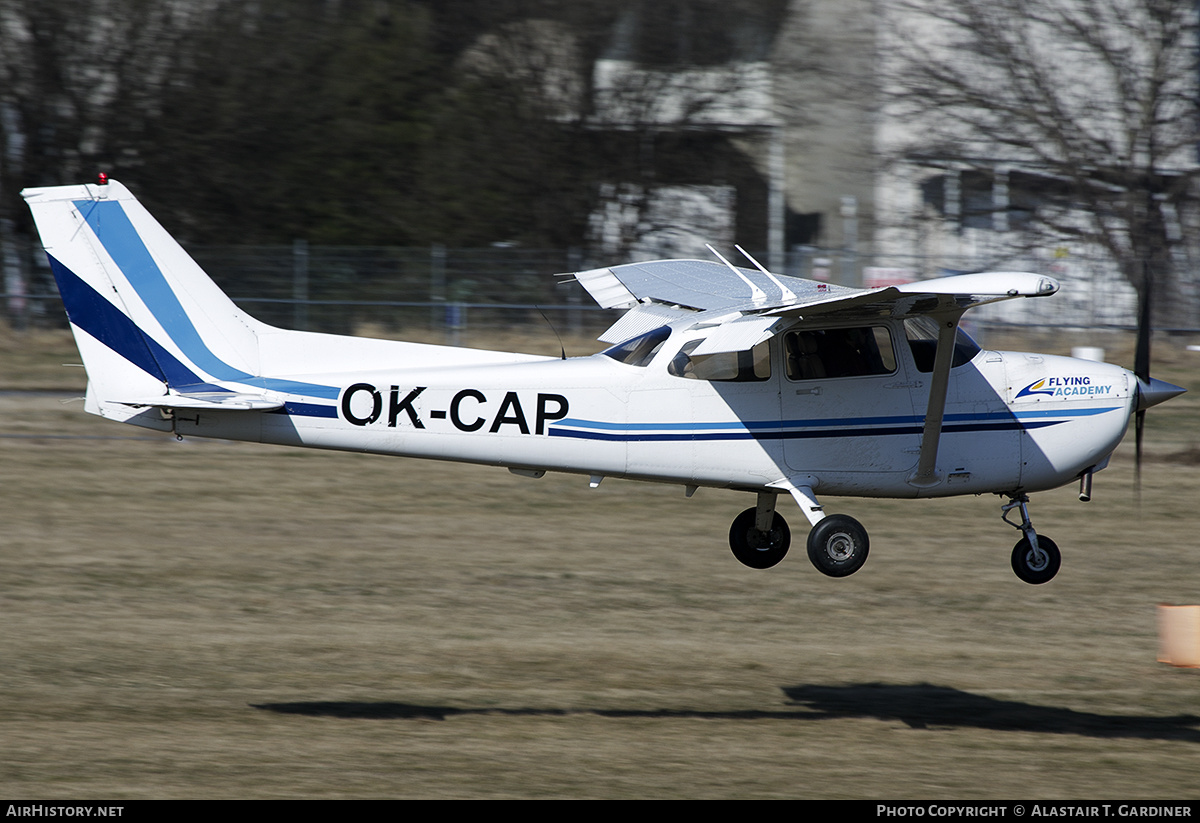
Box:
806, 514, 869, 578
728, 507, 791, 569
1010, 535, 1060, 584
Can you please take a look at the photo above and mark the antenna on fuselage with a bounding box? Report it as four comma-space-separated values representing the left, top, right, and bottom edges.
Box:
536, 305, 568, 360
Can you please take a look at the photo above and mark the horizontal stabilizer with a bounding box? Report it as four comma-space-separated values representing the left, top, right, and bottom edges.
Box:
115, 392, 285, 411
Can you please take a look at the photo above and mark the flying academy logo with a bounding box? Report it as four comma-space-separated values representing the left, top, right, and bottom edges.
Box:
1016, 375, 1116, 400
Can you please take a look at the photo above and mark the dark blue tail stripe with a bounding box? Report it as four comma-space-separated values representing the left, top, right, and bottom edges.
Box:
48, 254, 220, 390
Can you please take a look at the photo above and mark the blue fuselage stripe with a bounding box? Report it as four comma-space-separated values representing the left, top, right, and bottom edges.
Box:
271, 402, 339, 418
548, 420, 1060, 442
548, 408, 1118, 442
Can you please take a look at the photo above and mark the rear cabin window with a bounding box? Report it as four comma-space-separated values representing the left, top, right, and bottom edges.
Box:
602, 326, 671, 367
784, 327, 896, 381
669, 339, 771, 382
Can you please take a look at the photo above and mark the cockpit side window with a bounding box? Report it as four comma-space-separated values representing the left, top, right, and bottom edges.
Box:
903, 317, 981, 373
784, 326, 896, 381
669, 339, 771, 382
601, 326, 672, 367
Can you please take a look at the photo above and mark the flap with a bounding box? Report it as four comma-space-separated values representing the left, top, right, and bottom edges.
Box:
689, 316, 782, 355
598, 303, 696, 344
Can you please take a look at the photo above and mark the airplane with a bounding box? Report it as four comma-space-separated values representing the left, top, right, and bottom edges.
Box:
22, 177, 1186, 584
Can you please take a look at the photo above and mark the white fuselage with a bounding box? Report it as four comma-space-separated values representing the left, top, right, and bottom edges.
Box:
112, 319, 1134, 501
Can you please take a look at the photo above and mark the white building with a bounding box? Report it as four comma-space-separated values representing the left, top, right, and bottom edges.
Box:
466, 0, 1196, 328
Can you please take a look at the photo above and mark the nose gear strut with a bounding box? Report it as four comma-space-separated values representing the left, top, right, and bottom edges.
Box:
1001, 494, 1061, 584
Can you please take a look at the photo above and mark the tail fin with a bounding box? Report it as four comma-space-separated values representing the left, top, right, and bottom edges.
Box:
24, 178, 536, 425
22, 179, 327, 417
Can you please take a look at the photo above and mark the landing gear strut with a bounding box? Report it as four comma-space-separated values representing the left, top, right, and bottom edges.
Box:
1001, 494, 1061, 584
727, 486, 871, 578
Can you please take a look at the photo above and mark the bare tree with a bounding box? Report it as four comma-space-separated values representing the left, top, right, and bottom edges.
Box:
1, 0, 792, 260
882, 0, 1199, 325
0, 0, 212, 321
1, 1, 189, 187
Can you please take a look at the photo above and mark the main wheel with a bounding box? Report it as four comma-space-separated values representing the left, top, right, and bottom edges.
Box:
1010, 535, 1060, 584
806, 514, 869, 578
728, 507, 791, 569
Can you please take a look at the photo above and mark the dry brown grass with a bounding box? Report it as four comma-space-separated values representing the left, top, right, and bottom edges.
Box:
2, 329, 1199, 798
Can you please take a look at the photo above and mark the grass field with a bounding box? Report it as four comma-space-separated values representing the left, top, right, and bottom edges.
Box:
1, 328, 1198, 798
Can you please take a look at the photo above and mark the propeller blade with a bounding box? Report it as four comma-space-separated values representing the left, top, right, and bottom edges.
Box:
1133, 266, 1153, 493
1133, 373, 1186, 499
1135, 408, 1145, 495
1134, 278, 1152, 384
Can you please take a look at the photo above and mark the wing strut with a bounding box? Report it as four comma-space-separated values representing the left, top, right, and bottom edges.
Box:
909, 311, 963, 488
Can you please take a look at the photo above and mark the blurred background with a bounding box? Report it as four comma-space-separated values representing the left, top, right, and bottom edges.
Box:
1, 0, 1196, 349
3, 4, 1199, 797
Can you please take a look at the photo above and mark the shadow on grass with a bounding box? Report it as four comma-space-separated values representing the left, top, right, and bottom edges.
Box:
782, 683, 1200, 741
254, 682, 1200, 742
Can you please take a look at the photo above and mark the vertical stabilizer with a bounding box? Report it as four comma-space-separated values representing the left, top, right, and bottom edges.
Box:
23, 180, 271, 410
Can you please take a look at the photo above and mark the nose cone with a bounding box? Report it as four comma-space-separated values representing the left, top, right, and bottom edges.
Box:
1136, 376, 1187, 411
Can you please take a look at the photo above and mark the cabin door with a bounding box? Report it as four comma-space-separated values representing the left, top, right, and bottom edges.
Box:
780, 324, 920, 477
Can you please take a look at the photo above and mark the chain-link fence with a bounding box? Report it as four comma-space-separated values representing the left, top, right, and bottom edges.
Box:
189, 244, 611, 341
4, 242, 1194, 353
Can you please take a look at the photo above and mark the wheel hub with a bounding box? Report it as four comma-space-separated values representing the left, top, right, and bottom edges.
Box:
1025, 548, 1049, 571
826, 532, 854, 560
805, 514, 870, 578
748, 528, 782, 551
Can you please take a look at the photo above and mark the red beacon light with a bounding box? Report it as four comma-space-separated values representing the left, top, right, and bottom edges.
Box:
97, 173, 108, 186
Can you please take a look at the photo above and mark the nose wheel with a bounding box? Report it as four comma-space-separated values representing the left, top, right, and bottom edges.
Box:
1002, 494, 1061, 584
1011, 535, 1061, 584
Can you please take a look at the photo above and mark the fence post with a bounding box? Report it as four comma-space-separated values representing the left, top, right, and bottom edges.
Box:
840, 195, 858, 287
2, 217, 27, 331
446, 301, 464, 347
430, 243, 446, 334
292, 238, 308, 331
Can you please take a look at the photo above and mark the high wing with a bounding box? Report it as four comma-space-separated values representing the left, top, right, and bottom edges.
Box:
574, 259, 1058, 344
573, 256, 1061, 488
575, 258, 1057, 355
